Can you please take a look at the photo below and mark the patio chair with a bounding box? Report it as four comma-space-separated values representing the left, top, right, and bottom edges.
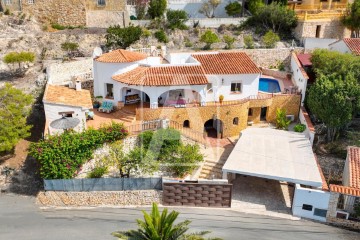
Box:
104, 101, 114, 113
98, 101, 108, 112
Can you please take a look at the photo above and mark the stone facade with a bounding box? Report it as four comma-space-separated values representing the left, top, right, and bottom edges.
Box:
37, 190, 162, 206
0, 0, 21, 12
18, 0, 127, 27
294, 19, 351, 41
326, 192, 360, 230
137, 94, 301, 138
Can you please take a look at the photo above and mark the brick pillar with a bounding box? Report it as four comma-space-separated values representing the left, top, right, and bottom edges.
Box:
327, 192, 340, 219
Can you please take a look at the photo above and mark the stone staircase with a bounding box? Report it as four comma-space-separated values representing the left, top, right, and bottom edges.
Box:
115, 109, 136, 123
199, 145, 234, 179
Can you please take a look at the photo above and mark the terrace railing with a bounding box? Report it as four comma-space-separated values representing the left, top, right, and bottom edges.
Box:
168, 120, 207, 146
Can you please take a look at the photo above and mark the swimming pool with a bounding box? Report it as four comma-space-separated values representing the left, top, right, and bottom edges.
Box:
259, 78, 281, 93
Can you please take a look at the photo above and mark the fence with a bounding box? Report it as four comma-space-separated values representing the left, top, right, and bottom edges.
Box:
126, 119, 162, 135
44, 177, 162, 191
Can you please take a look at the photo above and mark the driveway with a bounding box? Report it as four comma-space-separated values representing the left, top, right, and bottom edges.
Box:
0, 194, 359, 240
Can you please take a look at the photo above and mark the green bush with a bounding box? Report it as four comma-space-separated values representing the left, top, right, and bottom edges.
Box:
106, 25, 143, 49
154, 30, 168, 43
262, 30, 280, 48
200, 29, 220, 50
29, 122, 128, 179
294, 123, 306, 133
225, 1, 242, 17
51, 23, 66, 30
4, 9, 10, 15
243, 35, 254, 49
166, 9, 189, 30
87, 166, 108, 178
184, 37, 193, 47
276, 108, 291, 130
223, 35, 235, 49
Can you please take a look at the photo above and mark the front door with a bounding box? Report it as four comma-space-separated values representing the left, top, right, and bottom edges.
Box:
260, 107, 267, 121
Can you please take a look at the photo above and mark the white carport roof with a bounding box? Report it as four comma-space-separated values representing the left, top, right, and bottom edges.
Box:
222, 128, 323, 188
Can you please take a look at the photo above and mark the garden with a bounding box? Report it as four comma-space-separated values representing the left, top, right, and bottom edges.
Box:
29, 123, 204, 180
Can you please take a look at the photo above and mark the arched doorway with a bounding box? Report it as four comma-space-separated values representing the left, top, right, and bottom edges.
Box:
183, 120, 190, 128
121, 87, 150, 106
204, 119, 223, 138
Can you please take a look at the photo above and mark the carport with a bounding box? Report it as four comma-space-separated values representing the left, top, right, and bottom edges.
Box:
222, 128, 322, 187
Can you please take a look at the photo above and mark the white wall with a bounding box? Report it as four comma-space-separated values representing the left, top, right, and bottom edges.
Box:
168, 0, 231, 18
292, 184, 330, 222
47, 58, 93, 85
299, 109, 315, 146
44, 103, 87, 135
304, 38, 337, 52
291, 54, 308, 105
329, 41, 352, 54
205, 74, 260, 102
130, 18, 246, 28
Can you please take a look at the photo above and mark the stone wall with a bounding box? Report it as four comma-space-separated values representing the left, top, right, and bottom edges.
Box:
236, 48, 304, 69
0, 0, 21, 12
85, 0, 126, 11
294, 20, 351, 41
261, 68, 290, 80
22, 0, 87, 26
137, 94, 301, 138
37, 190, 162, 206
86, 10, 128, 28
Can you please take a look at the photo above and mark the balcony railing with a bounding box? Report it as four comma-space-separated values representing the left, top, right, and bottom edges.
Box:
291, 3, 348, 11
297, 11, 344, 20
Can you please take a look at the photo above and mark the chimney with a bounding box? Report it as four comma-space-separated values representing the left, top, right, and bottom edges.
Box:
75, 80, 82, 91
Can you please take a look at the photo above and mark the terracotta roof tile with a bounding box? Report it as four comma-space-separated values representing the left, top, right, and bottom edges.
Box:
43, 85, 92, 109
112, 65, 208, 86
192, 52, 261, 74
330, 184, 360, 197
95, 49, 147, 63
297, 53, 312, 66
293, 53, 309, 80
347, 146, 360, 189
314, 154, 329, 191
343, 38, 360, 56
301, 107, 315, 132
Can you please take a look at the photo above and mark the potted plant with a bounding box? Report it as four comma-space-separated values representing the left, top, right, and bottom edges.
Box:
219, 94, 224, 104
93, 96, 103, 108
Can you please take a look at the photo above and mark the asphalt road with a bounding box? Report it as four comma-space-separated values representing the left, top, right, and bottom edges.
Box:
0, 194, 359, 240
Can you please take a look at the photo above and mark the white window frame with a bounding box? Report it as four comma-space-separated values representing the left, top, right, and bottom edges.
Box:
230, 82, 242, 93
27, 0, 35, 4
5, 0, 12, 5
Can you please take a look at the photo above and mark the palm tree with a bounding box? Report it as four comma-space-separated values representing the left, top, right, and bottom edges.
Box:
112, 203, 222, 240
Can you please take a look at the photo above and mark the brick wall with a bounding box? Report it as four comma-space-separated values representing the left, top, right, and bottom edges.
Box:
162, 182, 232, 207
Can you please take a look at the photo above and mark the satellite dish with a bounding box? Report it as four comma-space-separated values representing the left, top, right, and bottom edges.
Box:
92, 47, 103, 58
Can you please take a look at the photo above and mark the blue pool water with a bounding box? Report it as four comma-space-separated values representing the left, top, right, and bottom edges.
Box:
259, 78, 281, 93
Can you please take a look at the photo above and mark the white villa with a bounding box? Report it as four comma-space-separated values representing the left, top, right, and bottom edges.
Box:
93, 49, 262, 109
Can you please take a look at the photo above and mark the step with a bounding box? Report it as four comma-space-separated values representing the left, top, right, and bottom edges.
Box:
202, 164, 223, 171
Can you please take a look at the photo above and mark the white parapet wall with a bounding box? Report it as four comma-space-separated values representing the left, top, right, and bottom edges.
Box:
130, 18, 246, 28
292, 184, 330, 222
299, 107, 315, 145
290, 52, 308, 105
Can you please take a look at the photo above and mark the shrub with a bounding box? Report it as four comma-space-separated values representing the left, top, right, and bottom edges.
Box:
294, 123, 306, 133
154, 30, 168, 43
4, 9, 10, 15
106, 25, 143, 49
276, 108, 291, 130
166, 9, 189, 30
200, 29, 220, 50
184, 37, 193, 47
148, 0, 167, 19
243, 35, 254, 49
223, 35, 235, 49
29, 122, 128, 179
87, 166, 108, 178
142, 28, 152, 38
248, 0, 264, 14
262, 30, 280, 48
225, 1, 242, 17
3, 51, 35, 72
51, 23, 66, 30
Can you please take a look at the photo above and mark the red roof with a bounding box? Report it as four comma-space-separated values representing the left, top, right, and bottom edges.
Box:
297, 53, 312, 67
347, 146, 360, 189
330, 184, 360, 197
343, 38, 360, 56
314, 154, 329, 191
112, 65, 209, 86
95, 49, 147, 63
192, 52, 261, 75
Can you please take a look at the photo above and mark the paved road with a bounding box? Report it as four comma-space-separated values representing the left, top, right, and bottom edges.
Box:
0, 194, 359, 240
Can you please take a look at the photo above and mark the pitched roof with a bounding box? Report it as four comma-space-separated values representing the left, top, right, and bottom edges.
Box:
43, 85, 92, 109
330, 184, 360, 197
297, 53, 312, 66
95, 49, 147, 63
343, 38, 360, 56
112, 65, 209, 86
347, 146, 360, 189
192, 52, 261, 75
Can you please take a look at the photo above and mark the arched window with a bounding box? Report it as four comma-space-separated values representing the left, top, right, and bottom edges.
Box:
183, 120, 190, 128
233, 117, 239, 125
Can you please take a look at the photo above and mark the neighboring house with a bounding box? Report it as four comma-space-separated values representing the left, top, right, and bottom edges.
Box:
329, 38, 360, 56
1, 0, 128, 28
93, 49, 301, 138
289, 0, 351, 40
43, 81, 93, 135
327, 147, 360, 229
